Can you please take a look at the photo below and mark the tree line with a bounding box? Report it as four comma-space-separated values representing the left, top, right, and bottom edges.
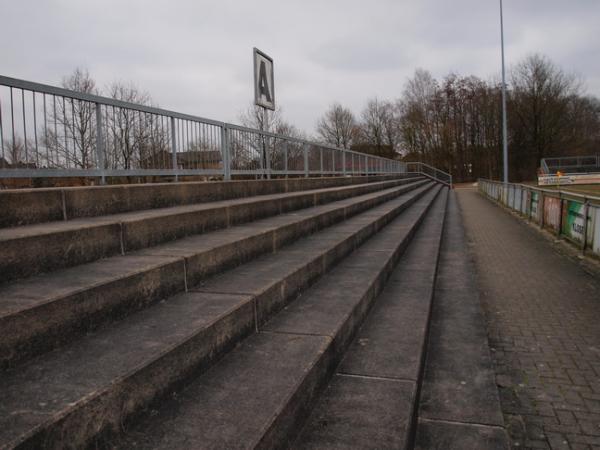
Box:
314, 54, 600, 182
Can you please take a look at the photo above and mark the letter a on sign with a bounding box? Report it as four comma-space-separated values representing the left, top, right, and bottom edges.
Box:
253, 48, 275, 110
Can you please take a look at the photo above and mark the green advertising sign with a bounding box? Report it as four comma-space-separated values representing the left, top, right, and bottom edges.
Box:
530, 191, 539, 221
562, 200, 586, 243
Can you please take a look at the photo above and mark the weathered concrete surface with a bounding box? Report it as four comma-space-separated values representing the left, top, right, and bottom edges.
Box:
415, 190, 509, 449
0, 187, 64, 227
113, 332, 334, 450
0, 254, 185, 368
0, 182, 431, 369
0, 291, 255, 450
196, 183, 435, 326
0, 175, 412, 227
0, 178, 425, 283
338, 191, 447, 383
292, 188, 447, 450
0, 182, 435, 449
107, 183, 440, 450
459, 188, 600, 450
416, 419, 510, 450
263, 188, 440, 351
0, 217, 123, 283
293, 375, 416, 450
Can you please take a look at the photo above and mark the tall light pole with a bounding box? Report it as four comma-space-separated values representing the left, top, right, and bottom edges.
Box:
500, 0, 508, 183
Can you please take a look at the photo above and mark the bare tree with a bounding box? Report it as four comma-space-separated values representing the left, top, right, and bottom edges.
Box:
235, 104, 307, 173
509, 53, 582, 179
106, 82, 153, 169
3, 136, 25, 165
355, 98, 398, 158
316, 103, 358, 149
44, 68, 98, 168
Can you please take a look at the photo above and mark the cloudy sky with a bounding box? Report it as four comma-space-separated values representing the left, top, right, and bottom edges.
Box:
2, 0, 599, 134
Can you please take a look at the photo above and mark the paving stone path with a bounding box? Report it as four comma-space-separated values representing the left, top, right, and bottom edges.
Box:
458, 188, 600, 450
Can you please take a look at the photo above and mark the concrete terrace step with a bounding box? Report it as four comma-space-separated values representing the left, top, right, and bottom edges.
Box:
0, 183, 437, 449
414, 191, 508, 450
104, 186, 444, 450
291, 187, 448, 450
0, 180, 430, 368
0, 175, 406, 228
0, 177, 420, 284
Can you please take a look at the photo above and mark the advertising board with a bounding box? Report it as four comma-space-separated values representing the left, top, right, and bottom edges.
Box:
544, 197, 561, 231
561, 200, 585, 243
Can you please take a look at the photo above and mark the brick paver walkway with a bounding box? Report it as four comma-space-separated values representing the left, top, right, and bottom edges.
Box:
457, 188, 600, 450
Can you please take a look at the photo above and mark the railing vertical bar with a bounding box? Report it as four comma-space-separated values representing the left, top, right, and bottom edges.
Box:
95, 103, 106, 184
170, 116, 177, 181
21, 89, 28, 163
582, 202, 589, 253
0, 91, 4, 163
331, 149, 335, 175
222, 124, 230, 181
266, 133, 271, 179
319, 147, 323, 176
53, 95, 58, 167
32, 92, 39, 166
62, 97, 68, 167
303, 144, 308, 178
283, 140, 288, 178
10, 88, 15, 157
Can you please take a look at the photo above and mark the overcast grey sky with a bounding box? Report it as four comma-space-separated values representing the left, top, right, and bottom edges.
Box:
2, 0, 599, 134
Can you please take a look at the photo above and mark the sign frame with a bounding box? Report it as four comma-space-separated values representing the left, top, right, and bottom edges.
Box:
253, 48, 275, 111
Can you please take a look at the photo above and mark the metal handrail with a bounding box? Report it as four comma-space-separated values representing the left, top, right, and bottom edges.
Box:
406, 161, 452, 186
0, 74, 451, 186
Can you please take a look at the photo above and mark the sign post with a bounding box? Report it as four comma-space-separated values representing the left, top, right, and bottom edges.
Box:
254, 48, 275, 179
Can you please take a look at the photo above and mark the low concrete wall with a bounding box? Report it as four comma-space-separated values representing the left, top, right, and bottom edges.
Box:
0, 175, 412, 228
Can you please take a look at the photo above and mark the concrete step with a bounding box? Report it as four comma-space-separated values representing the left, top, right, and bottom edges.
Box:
0, 183, 437, 449
0, 177, 421, 284
0, 175, 406, 228
0, 180, 430, 369
414, 191, 509, 450
291, 187, 448, 450
104, 186, 443, 449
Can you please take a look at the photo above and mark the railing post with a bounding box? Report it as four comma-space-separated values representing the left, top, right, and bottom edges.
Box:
303, 144, 309, 178
332, 150, 335, 175
221, 125, 231, 181
582, 202, 589, 253
557, 195, 564, 238
539, 191, 545, 229
95, 103, 106, 185
320, 148, 324, 177
170, 116, 178, 182
283, 141, 288, 178
265, 136, 271, 180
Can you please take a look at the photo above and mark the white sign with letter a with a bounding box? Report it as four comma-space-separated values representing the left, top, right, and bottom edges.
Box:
253, 48, 275, 110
